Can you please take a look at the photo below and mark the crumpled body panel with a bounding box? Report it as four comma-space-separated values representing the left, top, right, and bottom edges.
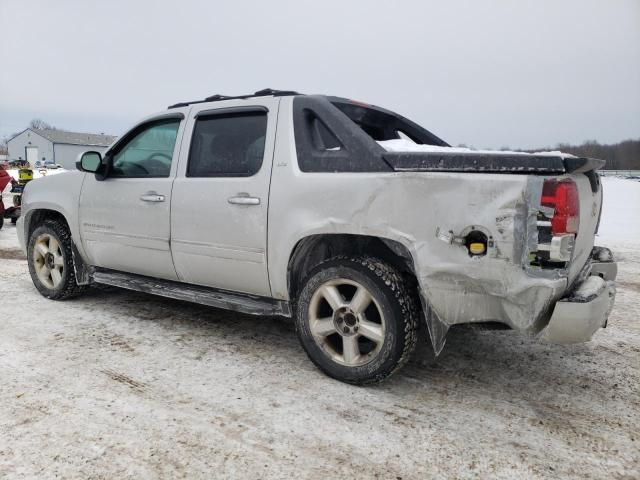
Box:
269, 163, 568, 354
267, 99, 599, 354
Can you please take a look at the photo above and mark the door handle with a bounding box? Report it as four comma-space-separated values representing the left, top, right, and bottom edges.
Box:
228, 195, 260, 206
140, 192, 165, 202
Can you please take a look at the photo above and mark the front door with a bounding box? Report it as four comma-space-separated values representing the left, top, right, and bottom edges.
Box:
79, 116, 184, 280
171, 99, 279, 296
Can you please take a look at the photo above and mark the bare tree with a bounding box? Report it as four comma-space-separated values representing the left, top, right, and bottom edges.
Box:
0, 134, 15, 150
29, 118, 56, 130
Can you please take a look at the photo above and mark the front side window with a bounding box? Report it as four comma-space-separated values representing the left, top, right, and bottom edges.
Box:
187, 111, 267, 177
111, 119, 180, 177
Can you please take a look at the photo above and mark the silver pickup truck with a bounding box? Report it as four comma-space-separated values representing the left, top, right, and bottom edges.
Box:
17, 89, 617, 384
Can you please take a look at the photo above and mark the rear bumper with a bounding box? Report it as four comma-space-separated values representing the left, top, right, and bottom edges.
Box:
539, 247, 617, 344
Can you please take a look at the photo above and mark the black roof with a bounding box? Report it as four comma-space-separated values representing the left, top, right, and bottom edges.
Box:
167, 88, 301, 109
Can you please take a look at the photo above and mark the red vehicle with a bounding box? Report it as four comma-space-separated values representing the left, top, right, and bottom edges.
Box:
0, 167, 18, 230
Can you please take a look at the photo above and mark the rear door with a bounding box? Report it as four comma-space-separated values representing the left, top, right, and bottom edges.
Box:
79, 114, 186, 279
171, 99, 279, 296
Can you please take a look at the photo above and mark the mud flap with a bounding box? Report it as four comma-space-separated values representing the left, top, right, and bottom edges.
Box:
419, 295, 450, 355
71, 241, 93, 285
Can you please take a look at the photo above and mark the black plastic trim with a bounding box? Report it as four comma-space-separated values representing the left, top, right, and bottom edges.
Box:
563, 157, 606, 173
93, 268, 291, 317
383, 152, 607, 175
383, 152, 567, 173
194, 105, 268, 118
292, 96, 392, 173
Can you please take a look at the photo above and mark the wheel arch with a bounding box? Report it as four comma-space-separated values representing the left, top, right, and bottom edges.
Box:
287, 233, 419, 301
25, 208, 69, 240
25, 208, 92, 285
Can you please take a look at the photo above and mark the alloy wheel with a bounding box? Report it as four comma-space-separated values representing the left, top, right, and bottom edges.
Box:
32, 233, 65, 289
308, 278, 386, 366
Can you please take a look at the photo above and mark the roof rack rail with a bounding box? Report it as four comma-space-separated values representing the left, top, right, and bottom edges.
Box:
204, 94, 233, 102
167, 88, 301, 109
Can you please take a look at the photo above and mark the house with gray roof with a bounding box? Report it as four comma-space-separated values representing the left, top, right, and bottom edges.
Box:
7, 128, 117, 169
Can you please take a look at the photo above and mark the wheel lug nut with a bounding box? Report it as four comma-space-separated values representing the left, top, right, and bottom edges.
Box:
343, 326, 350, 334
337, 317, 343, 324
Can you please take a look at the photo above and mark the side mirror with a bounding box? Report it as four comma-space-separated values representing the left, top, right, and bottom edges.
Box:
77, 151, 102, 173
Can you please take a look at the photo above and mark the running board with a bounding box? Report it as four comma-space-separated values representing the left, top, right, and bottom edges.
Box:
92, 269, 291, 317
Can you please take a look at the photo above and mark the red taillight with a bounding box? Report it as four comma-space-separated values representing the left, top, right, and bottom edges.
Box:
541, 179, 579, 235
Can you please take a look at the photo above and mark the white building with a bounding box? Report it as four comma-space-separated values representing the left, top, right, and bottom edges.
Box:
7, 128, 116, 169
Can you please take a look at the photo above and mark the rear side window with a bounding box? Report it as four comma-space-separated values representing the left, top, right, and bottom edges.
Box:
187, 111, 267, 177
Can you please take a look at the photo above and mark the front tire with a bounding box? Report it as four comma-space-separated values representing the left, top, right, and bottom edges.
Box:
27, 220, 85, 300
295, 256, 418, 384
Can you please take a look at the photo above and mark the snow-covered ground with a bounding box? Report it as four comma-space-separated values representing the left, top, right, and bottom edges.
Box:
0, 177, 638, 479
597, 176, 640, 243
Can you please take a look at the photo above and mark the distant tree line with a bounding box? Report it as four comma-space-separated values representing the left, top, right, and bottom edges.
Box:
529, 139, 640, 170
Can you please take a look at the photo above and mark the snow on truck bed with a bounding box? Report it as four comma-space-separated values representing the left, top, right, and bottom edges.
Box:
377, 139, 575, 157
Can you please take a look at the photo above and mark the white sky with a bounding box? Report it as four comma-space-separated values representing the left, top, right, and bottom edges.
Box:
1, 0, 639, 148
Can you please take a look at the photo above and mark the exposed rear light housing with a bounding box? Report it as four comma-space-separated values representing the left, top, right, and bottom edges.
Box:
541, 178, 580, 235
532, 178, 580, 266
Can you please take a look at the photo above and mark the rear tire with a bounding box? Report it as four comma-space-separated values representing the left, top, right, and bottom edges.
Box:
27, 220, 86, 300
295, 256, 418, 384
